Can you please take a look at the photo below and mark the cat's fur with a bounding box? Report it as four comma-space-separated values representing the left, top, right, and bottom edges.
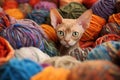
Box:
50, 8, 92, 55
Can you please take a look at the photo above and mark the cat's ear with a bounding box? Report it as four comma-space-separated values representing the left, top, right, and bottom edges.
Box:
50, 8, 63, 29
77, 9, 92, 30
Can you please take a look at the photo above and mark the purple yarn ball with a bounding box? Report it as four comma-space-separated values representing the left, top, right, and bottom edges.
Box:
17, 0, 29, 3
34, 1, 57, 11
92, 0, 116, 20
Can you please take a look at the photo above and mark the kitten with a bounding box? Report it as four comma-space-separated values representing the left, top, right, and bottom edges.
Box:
50, 8, 92, 55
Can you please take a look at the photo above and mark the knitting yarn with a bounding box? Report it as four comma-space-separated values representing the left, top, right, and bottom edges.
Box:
100, 23, 120, 36
79, 41, 95, 48
80, 14, 106, 41
16, 0, 29, 3
41, 0, 59, 5
58, 2, 87, 19
15, 47, 50, 64
5, 8, 24, 19
95, 34, 120, 46
87, 41, 120, 63
40, 24, 58, 43
92, 0, 116, 20
34, 1, 57, 11
26, 9, 49, 25
0, 58, 43, 80
0, 37, 14, 65
108, 13, 120, 25
2, 0, 18, 10
31, 66, 70, 80
68, 60, 120, 80
29, 0, 40, 7
19, 3, 32, 16
83, 0, 98, 8
43, 56, 81, 69
0, 12, 11, 32
59, 0, 83, 8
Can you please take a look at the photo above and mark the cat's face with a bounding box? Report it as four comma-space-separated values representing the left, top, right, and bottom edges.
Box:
50, 8, 92, 48
56, 19, 84, 47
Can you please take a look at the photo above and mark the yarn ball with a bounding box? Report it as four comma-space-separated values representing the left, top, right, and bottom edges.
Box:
92, 0, 116, 20
34, 1, 57, 11
0, 37, 14, 65
14, 47, 50, 64
59, 0, 83, 8
83, 0, 98, 8
2, 0, 18, 10
87, 41, 120, 62
108, 13, 120, 25
100, 23, 120, 36
95, 34, 120, 46
68, 60, 120, 80
0, 12, 11, 32
5, 8, 24, 19
29, 0, 40, 7
43, 56, 81, 69
0, 58, 43, 80
19, 3, 32, 16
26, 9, 49, 25
40, 24, 58, 43
58, 2, 87, 19
115, 0, 120, 13
80, 14, 106, 41
0, 23, 44, 50
31, 66, 70, 80
16, 0, 29, 3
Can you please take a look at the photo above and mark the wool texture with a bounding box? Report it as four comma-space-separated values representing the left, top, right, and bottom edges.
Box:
115, 0, 120, 13
83, 0, 98, 8
29, 0, 40, 7
0, 58, 43, 80
17, 0, 29, 3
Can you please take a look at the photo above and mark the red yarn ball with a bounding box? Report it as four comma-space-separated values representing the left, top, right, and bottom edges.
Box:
83, 0, 98, 8
29, 0, 40, 7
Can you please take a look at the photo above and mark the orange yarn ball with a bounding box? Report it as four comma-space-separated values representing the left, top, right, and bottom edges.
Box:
83, 0, 98, 8
40, 24, 58, 43
2, 0, 18, 10
5, 8, 24, 19
108, 13, 120, 25
80, 14, 106, 41
29, 0, 40, 7
60, 0, 83, 8
31, 66, 70, 80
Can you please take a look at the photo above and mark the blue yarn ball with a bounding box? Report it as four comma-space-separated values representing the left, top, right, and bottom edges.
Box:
0, 58, 43, 80
87, 41, 120, 61
26, 9, 49, 25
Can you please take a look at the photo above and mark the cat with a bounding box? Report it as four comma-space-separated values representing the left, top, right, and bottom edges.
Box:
50, 8, 92, 56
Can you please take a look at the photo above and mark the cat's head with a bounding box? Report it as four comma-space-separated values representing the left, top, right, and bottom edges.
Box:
50, 8, 92, 48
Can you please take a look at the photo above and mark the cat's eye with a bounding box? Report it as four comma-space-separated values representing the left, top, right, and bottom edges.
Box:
57, 31, 64, 36
72, 32, 79, 37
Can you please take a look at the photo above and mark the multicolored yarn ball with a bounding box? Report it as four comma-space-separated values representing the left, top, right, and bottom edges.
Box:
19, 3, 32, 16
5, 8, 24, 19
108, 13, 120, 25
87, 41, 120, 62
34, 1, 57, 11
0, 37, 14, 65
92, 0, 116, 20
59, 0, 83, 8
16, 0, 29, 3
31, 66, 70, 80
95, 34, 120, 46
14, 47, 50, 64
68, 60, 120, 80
0, 58, 43, 80
2, 0, 18, 10
0, 12, 11, 32
80, 14, 106, 41
29, 0, 40, 7
58, 2, 87, 19
43, 56, 81, 69
115, 0, 120, 13
40, 24, 58, 43
83, 0, 98, 8
26, 9, 49, 25
100, 23, 120, 36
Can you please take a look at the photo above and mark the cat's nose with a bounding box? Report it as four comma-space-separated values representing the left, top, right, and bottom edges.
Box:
64, 39, 70, 43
